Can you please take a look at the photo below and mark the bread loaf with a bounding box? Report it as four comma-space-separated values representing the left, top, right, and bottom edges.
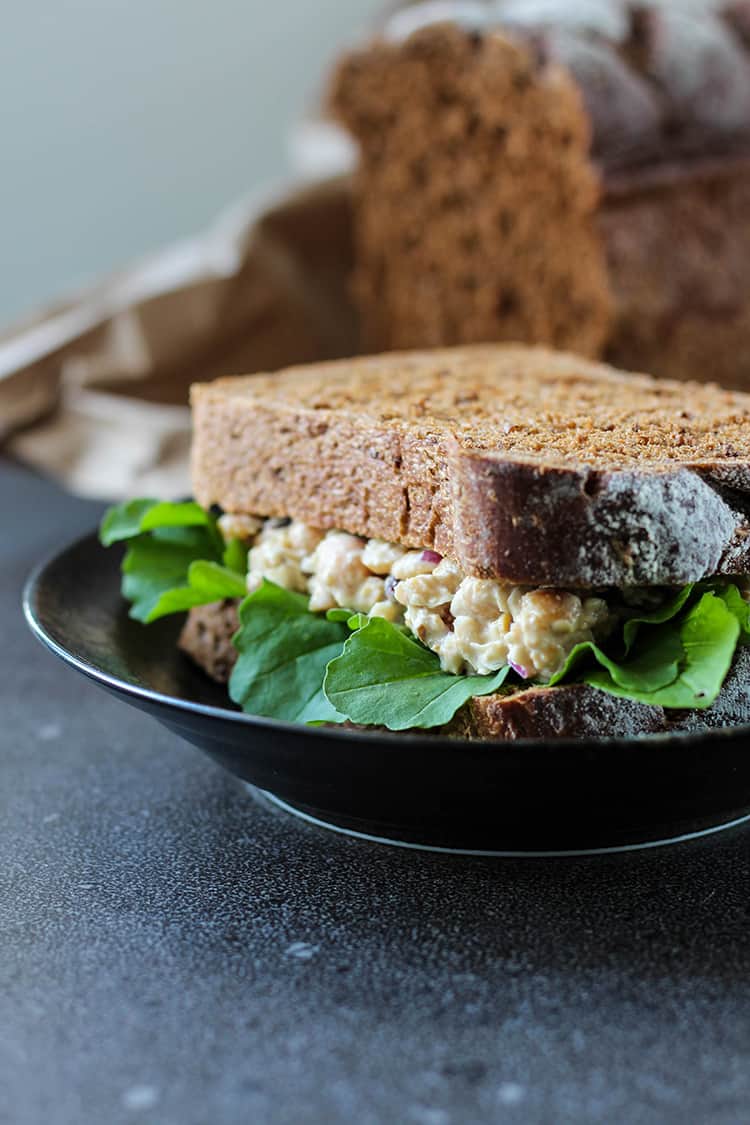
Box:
329, 2, 750, 387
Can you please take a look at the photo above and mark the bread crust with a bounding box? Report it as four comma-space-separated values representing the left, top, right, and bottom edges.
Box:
178, 601, 750, 740
178, 600, 240, 684
191, 346, 750, 587
373, 4, 750, 172
448, 451, 750, 587
601, 157, 750, 391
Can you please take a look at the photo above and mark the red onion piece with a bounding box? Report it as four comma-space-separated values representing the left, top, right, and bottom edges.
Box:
420, 550, 443, 565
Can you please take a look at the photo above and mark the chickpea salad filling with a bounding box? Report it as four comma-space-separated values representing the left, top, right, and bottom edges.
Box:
223, 513, 617, 684
100, 499, 750, 732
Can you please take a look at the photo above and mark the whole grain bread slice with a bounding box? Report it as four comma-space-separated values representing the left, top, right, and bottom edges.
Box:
178, 601, 750, 740
192, 345, 750, 588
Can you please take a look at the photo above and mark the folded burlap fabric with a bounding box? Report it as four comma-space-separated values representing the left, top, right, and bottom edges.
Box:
0, 177, 357, 499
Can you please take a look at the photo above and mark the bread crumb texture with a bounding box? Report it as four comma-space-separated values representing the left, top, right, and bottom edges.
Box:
329, 23, 612, 355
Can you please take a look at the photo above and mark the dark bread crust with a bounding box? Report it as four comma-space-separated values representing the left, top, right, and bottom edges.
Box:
601, 157, 750, 390
191, 346, 750, 587
379, 3, 750, 171
448, 451, 750, 587
178, 600, 240, 684
178, 601, 750, 740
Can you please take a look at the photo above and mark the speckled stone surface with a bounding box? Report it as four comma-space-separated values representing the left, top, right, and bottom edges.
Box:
3, 458, 750, 1125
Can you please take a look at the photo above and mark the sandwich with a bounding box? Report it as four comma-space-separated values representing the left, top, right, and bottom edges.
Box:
100, 345, 750, 739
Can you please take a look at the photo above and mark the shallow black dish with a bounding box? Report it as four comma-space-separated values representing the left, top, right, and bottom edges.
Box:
23, 532, 750, 854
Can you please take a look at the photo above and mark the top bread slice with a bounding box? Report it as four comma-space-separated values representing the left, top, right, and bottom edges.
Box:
191, 345, 750, 588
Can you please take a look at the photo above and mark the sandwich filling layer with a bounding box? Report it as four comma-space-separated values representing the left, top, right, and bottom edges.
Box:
219, 513, 679, 685
100, 497, 750, 732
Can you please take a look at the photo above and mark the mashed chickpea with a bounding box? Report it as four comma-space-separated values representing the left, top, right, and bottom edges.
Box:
221, 515, 615, 682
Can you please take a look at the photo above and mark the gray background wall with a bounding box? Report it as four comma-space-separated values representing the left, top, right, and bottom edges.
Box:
0, 0, 378, 330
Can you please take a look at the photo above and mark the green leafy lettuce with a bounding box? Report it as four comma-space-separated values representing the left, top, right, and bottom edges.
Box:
324, 617, 509, 731
229, 582, 349, 724
101, 499, 247, 622
551, 589, 741, 710
100, 499, 750, 729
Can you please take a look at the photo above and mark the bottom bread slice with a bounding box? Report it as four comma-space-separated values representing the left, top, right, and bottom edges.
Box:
179, 602, 750, 740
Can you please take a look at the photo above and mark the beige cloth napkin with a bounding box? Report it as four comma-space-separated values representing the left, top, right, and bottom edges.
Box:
0, 177, 357, 500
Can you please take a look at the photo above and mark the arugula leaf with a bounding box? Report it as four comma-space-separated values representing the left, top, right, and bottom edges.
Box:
230, 582, 350, 723
100, 499, 248, 622
144, 562, 248, 622
222, 537, 249, 576
549, 626, 684, 694
120, 527, 220, 622
323, 616, 510, 731
326, 609, 370, 630
583, 592, 739, 709
326, 608, 357, 624
100, 499, 219, 546
100, 498, 159, 545
622, 585, 694, 652
717, 583, 750, 645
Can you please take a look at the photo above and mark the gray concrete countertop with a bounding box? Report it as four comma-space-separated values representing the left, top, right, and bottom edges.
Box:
2, 459, 750, 1125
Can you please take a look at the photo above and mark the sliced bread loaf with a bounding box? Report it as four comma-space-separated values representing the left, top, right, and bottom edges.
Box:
328, 8, 750, 388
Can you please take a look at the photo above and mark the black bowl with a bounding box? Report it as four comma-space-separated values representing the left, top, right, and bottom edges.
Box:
23, 532, 750, 854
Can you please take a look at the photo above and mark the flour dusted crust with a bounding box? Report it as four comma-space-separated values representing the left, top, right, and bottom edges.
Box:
178, 601, 750, 740
191, 345, 750, 588
448, 455, 750, 586
376, 2, 750, 170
